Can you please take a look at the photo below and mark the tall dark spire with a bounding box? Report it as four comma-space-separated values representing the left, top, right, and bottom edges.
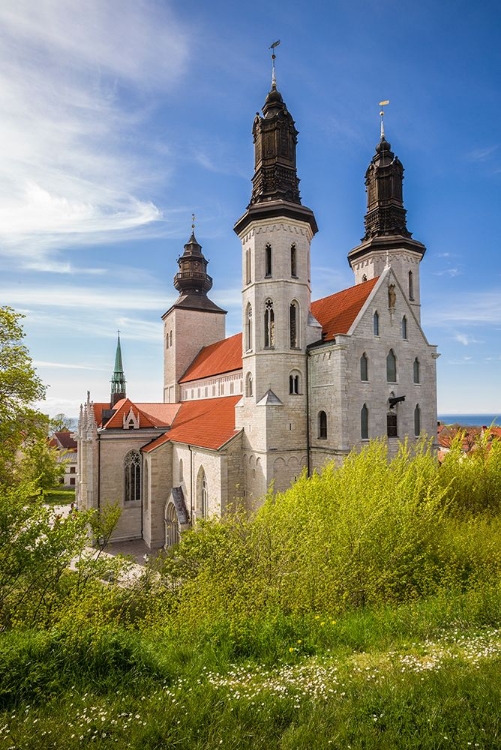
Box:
362, 135, 412, 241
234, 49, 317, 236
110, 333, 126, 407
169, 219, 226, 314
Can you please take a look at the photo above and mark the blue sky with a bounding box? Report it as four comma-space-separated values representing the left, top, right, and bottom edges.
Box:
1, 0, 500, 417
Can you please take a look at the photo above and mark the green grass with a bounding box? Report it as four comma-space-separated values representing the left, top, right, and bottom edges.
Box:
43, 487, 75, 505
1, 591, 501, 749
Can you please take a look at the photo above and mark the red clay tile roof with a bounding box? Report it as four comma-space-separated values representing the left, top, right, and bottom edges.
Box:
180, 333, 242, 383
53, 431, 77, 450
311, 277, 379, 341
143, 396, 241, 452
100, 398, 180, 430
91, 403, 112, 427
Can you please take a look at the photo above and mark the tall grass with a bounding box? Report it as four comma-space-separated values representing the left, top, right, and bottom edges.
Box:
2, 436, 501, 747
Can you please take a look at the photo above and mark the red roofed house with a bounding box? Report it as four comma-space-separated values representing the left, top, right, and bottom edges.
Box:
77, 73, 438, 549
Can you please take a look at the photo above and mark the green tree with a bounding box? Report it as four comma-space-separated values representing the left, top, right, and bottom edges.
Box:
0, 306, 54, 488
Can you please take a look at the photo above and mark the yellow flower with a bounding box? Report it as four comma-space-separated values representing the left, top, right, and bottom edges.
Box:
331, 620, 337, 625
320, 621, 325, 626
289, 647, 295, 653
297, 640, 302, 644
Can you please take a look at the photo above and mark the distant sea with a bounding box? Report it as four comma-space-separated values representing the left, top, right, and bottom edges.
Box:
438, 414, 500, 427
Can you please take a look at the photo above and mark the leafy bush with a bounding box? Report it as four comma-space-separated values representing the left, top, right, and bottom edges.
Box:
160, 439, 501, 632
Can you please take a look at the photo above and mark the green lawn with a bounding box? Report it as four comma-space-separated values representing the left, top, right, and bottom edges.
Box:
43, 487, 75, 505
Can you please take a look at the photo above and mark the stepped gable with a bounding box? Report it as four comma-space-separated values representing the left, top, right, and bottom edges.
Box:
311, 277, 379, 341
143, 396, 241, 452
179, 333, 242, 383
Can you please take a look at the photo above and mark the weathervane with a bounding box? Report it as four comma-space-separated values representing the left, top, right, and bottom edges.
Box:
270, 39, 280, 88
379, 100, 389, 139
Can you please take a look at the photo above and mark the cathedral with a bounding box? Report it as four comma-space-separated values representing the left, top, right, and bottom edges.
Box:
76, 72, 438, 549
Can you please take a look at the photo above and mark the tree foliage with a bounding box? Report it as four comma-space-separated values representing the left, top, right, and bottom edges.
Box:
160, 438, 501, 629
0, 306, 61, 489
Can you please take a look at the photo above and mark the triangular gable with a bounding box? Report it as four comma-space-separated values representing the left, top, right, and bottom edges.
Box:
351, 267, 433, 346
101, 398, 161, 430
143, 396, 241, 452
311, 278, 379, 342
180, 333, 242, 383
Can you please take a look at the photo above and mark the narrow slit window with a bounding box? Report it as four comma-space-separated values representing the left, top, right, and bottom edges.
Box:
387, 349, 397, 382
265, 244, 272, 277
360, 353, 368, 381
291, 244, 297, 277
264, 299, 275, 347
318, 411, 327, 439
361, 404, 369, 440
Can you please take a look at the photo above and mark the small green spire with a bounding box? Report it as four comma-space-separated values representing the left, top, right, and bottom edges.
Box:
110, 332, 126, 404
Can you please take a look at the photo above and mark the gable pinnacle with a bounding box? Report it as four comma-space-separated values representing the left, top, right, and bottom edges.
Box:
110, 332, 126, 406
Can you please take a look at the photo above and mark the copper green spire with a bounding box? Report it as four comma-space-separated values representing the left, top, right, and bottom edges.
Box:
110, 332, 126, 406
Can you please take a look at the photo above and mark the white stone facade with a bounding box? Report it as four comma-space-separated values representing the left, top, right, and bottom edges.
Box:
76, 82, 439, 551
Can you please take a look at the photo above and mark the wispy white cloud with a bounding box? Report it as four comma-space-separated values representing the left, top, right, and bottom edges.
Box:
454, 332, 483, 346
1, 284, 172, 312
34, 360, 107, 371
433, 267, 461, 277
428, 291, 501, 326
0, 0, 192, 262
466, 145, 498, 162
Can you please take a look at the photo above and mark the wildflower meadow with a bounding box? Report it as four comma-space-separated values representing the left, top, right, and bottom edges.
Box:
1, 435, 501, 748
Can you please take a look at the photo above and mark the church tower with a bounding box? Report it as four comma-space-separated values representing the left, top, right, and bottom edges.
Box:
234, 51, 319, 498
348, 109, 426, 321
162, 226, 226, 403
110, 333, 126, 406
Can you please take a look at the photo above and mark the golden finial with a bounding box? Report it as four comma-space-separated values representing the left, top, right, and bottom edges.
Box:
379, 100, 389, 139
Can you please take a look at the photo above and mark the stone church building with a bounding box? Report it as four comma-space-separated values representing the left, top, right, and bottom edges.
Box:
76, 74, 438, 549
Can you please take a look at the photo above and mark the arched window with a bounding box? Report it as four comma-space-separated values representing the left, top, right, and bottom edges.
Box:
179, 459, 183, 483
265, 244, 272, 277
361, 404, 369, 440
246, 372, 253, 397
289, 371, 300, 395
409, 270, 414, 301
245, 303, 253, 351
414, 404, 421, 436
124, 450, 141, 503
387, 412, 398, 438
387, 349, 397, 382
290, 244, 297, 277
413, 357, 420, 384
290, 300, 299, 348
401, 316, 408, 340
264, 298, 275, 347
318, 411, 327, 439
373, 311, 380, 336
246, 248, 251, 285
360, 352, 368, 381
197, 468, 208, 519
166, 333, 169, 349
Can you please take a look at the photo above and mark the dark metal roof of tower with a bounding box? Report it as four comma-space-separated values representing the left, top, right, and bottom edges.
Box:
234, 74, 317, 236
